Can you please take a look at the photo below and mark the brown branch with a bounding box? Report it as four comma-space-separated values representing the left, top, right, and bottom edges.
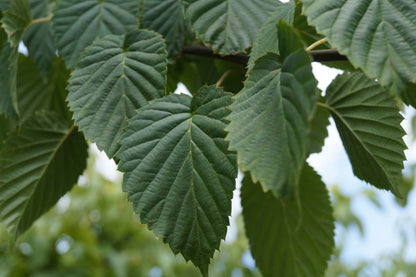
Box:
181, 45, 348, 65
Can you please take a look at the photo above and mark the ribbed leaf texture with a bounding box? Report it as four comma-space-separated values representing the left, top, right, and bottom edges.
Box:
52, 0, 139, 69
325, 72, 406, 196
0, 112, 88, 241
23, 0, 56, 76
302, 0, 416, 94
185, 0, 279, 55
142, 0, 186, 57
226, 23, 317, 197
117, 86, 237, 276
247, 1, 295, 72
67, 30, 167, 158
241, 164, 335, 277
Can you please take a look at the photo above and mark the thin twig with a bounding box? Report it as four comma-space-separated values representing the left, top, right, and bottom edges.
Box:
29, 17, 52, 26
181, 45, 348, 66
306, 38, 328, 52
216, 70, 235, 88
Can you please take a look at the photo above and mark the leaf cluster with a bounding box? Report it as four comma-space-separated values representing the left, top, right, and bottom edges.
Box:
0, 0, 415, 276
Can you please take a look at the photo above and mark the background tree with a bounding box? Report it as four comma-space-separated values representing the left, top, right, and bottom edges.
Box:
0, 0, 415, 276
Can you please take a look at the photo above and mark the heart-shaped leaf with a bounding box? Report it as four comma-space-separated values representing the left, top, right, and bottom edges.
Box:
67, 29, 167, 158
117, 86, 237, 276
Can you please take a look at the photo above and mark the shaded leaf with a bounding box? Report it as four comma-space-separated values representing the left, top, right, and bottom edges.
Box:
247, 1, 295, 71
241, 165, 335, 277
0, 112, 88, 241
186, 0, 279, 55
52, 0, 139, 68
1, 0, 31, 48
142, 0, 186, 58
400, 83, 416, 109
0, 38, 17, 118
117, 86, 237, 275
68, 30, 167, 158
23, 0, 56, 76
17, 54, 70, 120
226, 24, 317, 197
302, 0, 416, 94
0, 0, 33, 118
325, 72, 406, 196
308, 100, 330, 154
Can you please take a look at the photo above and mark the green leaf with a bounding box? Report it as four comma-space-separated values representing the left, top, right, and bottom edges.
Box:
0, 112, 88, 241
400, 83, 416, 109
67, 30, 167, 158
117, 86, 237, 275
0, 38, 17, 118
302, 0, 416, 94
226, 26, 317, 197
241, 164, 335, 277
142, 0, 186, 58
325, 72, 406, 196
17, 54, 70, 120
1, 0, 31, 48
0, 0, 10, 11
185, 0, 280, 55
23, 0, 56, 76
0, 0, 33, 118
292, 0, 328, 49
247, 1, 295, 72
52, 0, 139, 69
308, 99, 330, 154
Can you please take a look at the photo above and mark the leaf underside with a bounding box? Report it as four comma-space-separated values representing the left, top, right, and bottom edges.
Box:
325, 72, 406, 196
117, 86, 237, 275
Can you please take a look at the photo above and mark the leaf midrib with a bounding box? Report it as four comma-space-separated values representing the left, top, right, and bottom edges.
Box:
14, 124, 75, 238
323, 102, 393, 188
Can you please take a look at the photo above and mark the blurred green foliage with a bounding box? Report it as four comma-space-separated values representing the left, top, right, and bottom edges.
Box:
0, 151, 259, 277
1, 138, 416, 276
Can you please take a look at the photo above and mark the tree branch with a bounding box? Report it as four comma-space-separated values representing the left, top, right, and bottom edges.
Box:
181, 45, 348, 65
